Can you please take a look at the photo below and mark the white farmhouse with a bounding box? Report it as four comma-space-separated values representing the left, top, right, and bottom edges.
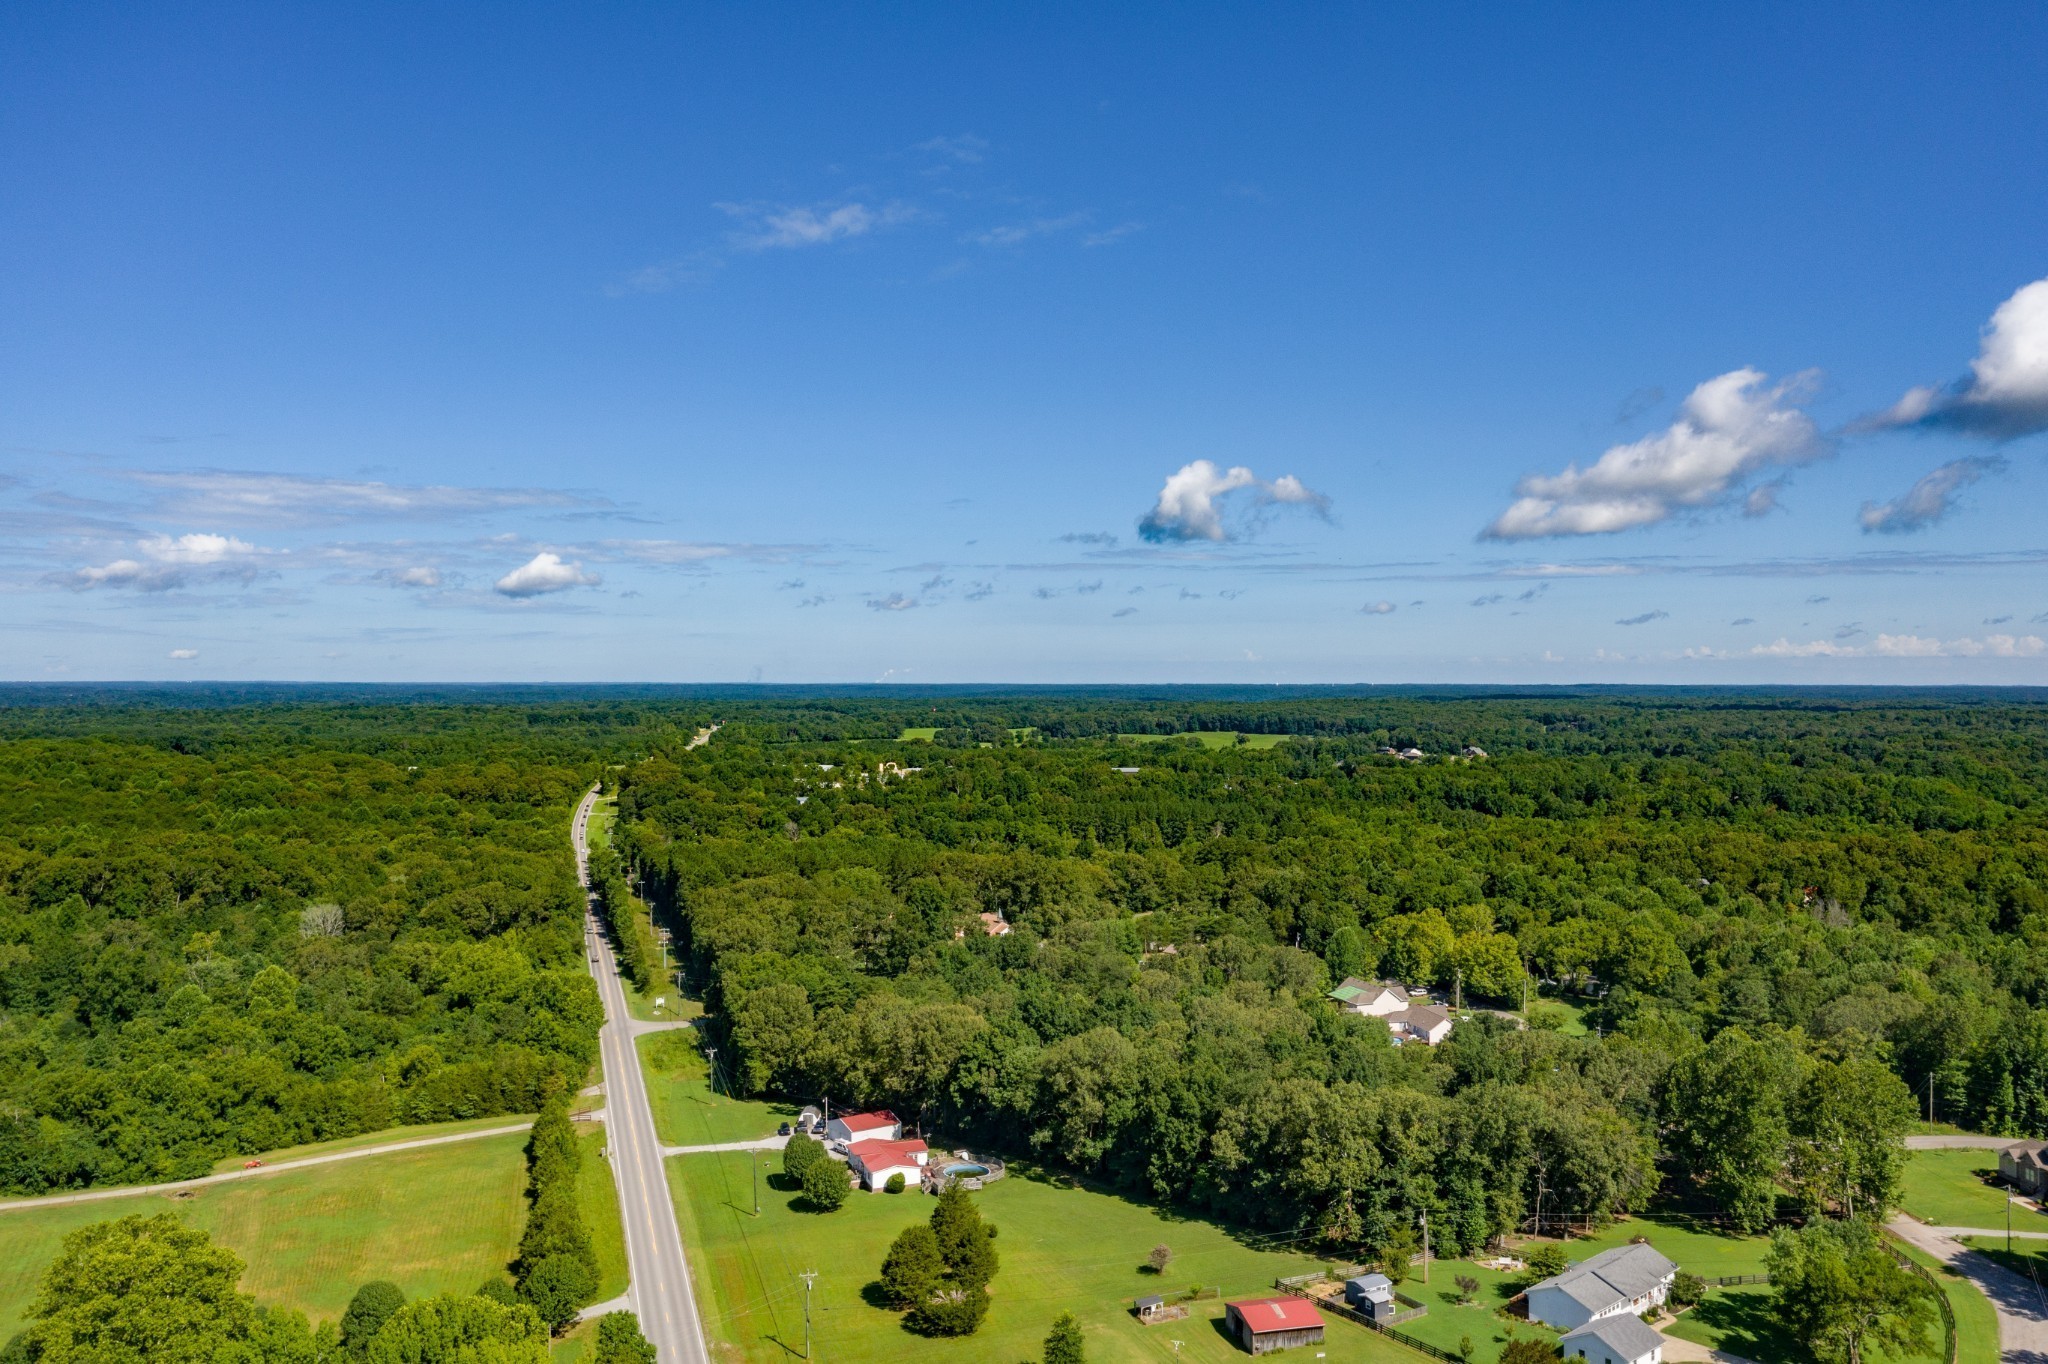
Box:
1526, 1243, 1677, 1331
847, 1137, 928, 1191
1560, 1315, 1665, 1364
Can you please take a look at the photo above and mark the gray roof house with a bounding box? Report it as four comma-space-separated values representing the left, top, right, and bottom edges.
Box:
1526, 1243, 1678, 1331
1560, 1315, 1665, 1364
2001, 1141, 2048, 1196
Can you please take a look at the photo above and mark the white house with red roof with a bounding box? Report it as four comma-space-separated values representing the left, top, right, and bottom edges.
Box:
826, 1110, 900, 1146
847, 1137, 929, 1191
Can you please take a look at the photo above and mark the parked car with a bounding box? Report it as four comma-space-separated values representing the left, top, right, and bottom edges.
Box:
777, 1122, 792, 1136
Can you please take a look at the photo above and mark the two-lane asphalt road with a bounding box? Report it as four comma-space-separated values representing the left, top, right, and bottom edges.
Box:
574, 786, 709, 1364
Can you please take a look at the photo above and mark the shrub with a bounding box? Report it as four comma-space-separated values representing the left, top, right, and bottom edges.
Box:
1146, 1244, 1173, 1274
1501, 1334, 1563, 1364
1454, 1273, 1480, 1304
1671, 1271, 1707, 1307
1522, 1243, 1569, 1280
886, 1171, 906, 1194
519, 1253, 598, 1332
801, 1157, 850, 1211
910, 1286, 990, 1337
594, 1312, 657, 1364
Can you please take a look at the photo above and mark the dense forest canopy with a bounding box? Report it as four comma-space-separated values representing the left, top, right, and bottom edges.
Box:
3, 684, 2046, 1246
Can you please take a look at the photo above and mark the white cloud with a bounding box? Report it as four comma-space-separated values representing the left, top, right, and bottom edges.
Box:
971, 213, 1087, 247
1362, 600, 1397, 615
494, 552, 599, 598
1858, 455, 2005, 533
125, 470, 600, 524
386, 566, 442, 588
61, 532, 274, 591
168, 648, 198, 660
1868, 277, 2048, 438
1137, 460, 1331, 543
916, 134, 987, 165
1616, 610, 1669, 626
722, 200, 917, 251
1751, 632, 2044, 659
866, 593, 917, 611
1083, 222, 1144, 247
1485, 368, 1827, 539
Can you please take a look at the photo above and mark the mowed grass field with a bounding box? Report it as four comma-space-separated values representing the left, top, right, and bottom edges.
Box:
669, 1153, 1424, 1364
206, 1114, 530, 1173
579, 1123, 630, 1302
639, 1030, 797, 1148
1900, 1148, 2048, 1228
1115, 732, 1288, 750
0, 1131, 530, 1340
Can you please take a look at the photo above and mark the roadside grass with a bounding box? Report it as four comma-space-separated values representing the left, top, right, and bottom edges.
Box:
205, 1114, 530, 1173
550, 1317, 598, 1363
1900, 1149, 2046, 1229
668, 1154, 1416, 1364
1899, 1237, 2002, 1364
578, 1123, 629, 1302
638, 1030, 796, 1148
0, 1131, 528, 1340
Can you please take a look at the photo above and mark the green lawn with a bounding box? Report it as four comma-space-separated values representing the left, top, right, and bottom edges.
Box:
578, 1123, 629, 1302
205, 1114, 530, 1173
1901, 1149, 2047, 1229
669, 1154, 1417, 1364
0, 1131, 529, 1340
638, 1030, 796, 1148
1665, 1284, 1803, 1363
1113, 731, 1288, 749
898, 727, 939, 742
1901, 1237, 2001, 1364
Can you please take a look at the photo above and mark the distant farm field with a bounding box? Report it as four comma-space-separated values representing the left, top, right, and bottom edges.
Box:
0, 1131, 529, 1340
1115, 731, 1287, 749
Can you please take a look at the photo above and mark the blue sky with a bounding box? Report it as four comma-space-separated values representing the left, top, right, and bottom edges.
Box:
4, 2, 2048, 683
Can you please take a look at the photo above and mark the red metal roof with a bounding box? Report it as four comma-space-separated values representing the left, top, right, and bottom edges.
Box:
836, 1110, 899, 1134
1228, 1296, 1326, 1334
850, 1138, 927, 1169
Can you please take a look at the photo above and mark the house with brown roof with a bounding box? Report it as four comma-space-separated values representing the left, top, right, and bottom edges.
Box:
2001, 1140, 2048, 1196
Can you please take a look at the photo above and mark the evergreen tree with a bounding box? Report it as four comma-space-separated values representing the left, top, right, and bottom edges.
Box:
880, 1224, 945, 1308
1043, 1311, 1085, 1364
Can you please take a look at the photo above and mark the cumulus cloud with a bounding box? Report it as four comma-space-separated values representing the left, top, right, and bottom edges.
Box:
1362, 600, 1397, 615
1485, 368, 1827, 539
1858, 455, 2005, 534
494, 552, 599, 598
1616, 610, 1670, 626
721, 200, 917, 250
60, 532, 274, 592
1751, 633, 2044, 659
866, 593, 917, 611
381, 566, 442, 589
1136, 460, 1331, 542
168, 648, 198, 660
1867, 277, 2048, 438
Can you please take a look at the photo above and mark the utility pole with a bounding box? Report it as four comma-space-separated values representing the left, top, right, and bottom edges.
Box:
754, 1154, 761, 1216
1419, 1211, 1430, 1283
798, 1270, 817, 1359
1453, 969, 1462, 1013
2009, 1185, 2014, 1254
1927, 1073, 1935, 1125
706, 1047, 717, 1096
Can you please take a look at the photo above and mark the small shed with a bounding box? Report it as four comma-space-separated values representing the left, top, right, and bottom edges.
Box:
1135, 1295, 1165, 1321
1344, 1272, 1399, 1321
1224, 1296, 1325, 1355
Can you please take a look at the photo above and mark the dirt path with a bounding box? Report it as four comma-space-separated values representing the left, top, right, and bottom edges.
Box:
0, 1121, 534, 1213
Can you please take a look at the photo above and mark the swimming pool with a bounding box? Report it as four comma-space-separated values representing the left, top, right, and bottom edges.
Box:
942, 1162, 989, 1178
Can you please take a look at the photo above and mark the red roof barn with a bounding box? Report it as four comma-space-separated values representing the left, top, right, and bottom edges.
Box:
1224, 1296, 1326, 1355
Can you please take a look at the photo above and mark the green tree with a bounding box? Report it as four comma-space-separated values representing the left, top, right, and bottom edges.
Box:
930, 1183, 998, 1287
1043, 1310, 1085, 1364
1500, 1335, 1563, 1364
885, 1171, 906, 1193
1787, 1057, 1915, 1219
519, 1254, 597, 1332
1767, 1220, 1936, 1364
593, 1312, 657, 1364
20, 1214, 318, 1364
801, 1157, 850, 1211
782, 1133, 824, 1183
880, 1224, 946, 1308
362, 1293, 549, 1363
1522, 1242, 1568, 1280
909, 1286, 990, 1338
1667, 1029, 1800, 1232
340, 1281, 406, 1355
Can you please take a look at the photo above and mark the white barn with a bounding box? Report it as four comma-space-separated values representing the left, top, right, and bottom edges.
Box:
826, 1110, 900, 1146
1526, 1243, 1677, 1331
